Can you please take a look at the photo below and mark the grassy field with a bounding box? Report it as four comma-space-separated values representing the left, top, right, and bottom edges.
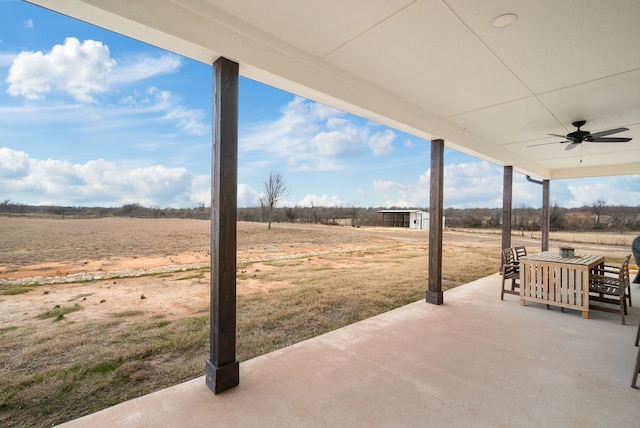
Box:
1, 245, 500, 427
0, 219, 636, 427
451, 227, 638, 247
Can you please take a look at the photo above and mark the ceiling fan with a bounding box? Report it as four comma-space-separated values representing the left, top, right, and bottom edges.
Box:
530, 120, 632, 150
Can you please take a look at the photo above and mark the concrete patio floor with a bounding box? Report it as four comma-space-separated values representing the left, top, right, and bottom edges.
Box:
60, 273, 640, 427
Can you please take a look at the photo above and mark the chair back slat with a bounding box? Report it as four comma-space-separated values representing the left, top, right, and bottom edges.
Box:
500, 247, 521, 300
502, 248, 518, 277
514, 245, 527, 262
622, 254, 631, 287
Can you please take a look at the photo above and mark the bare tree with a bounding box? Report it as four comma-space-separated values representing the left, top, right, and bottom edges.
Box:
264, 172, 287, 229
549, 202, 566, 231
347, 204, 361, 227
1, 200, 12, 218
258, 196, 268, 223
284, 206, 298, 223
592, 198, 607, 228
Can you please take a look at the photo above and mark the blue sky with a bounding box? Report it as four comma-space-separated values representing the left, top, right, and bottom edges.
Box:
1, 1, 638, 210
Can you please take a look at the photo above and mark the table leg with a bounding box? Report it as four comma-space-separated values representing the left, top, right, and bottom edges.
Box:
582, 310, 589, 319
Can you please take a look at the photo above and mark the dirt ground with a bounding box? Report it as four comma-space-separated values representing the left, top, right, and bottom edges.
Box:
0, 218, 421, 328
0, 217, 633, 330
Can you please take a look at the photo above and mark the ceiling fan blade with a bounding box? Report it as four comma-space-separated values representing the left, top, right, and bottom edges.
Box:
527, 141, 565, 147
590, 137, 632, 143
548, 133, 568, 139
565, 142, 580, 151
588, 127, 629, 139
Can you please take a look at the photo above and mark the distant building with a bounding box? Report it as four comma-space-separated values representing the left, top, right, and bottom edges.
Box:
378, 209, 445, 230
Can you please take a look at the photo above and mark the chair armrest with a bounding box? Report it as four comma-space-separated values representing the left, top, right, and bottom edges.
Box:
591, 265, 620, 276
589, 274, 623, 288
502, 262, 519, 269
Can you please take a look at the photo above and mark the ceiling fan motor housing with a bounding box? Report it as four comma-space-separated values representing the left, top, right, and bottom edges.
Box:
568, 120, 589, 142
568, 129, 590, 142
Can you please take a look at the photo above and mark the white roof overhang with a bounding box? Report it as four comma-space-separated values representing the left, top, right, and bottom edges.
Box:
27, 0, 640, 180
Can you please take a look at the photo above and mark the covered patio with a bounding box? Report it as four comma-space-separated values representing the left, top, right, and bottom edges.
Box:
61, 274, 640, 427
24, 0, 640, 424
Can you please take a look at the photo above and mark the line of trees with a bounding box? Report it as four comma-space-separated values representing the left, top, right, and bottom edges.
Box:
442, 203, 640, 232
0, 200, 210, 220
2, 199, 638, 232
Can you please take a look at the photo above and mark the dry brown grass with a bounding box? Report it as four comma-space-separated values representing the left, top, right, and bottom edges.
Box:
547, 231, 637, 246
0, 219, 634, 427
452, 227, 638, 247
236, 243, 499, 358
2, 243, 500, 427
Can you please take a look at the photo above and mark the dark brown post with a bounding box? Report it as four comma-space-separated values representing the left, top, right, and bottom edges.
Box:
501, 166, 513, 259
541, 179, 550, 251
426, 139, 444, 305
206, 57, 239, 394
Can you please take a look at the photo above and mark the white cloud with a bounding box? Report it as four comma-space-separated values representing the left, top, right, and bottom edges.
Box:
567, 182, 611, 208
110, 53, 180, 83
162, 104, 207, 136
368, 130, 395, 156
119, 87, 208, 135
565, 175, 640, 208
373, 180, 406, 193
297, 194, 343, 207
240, 97, 397, 171
443, 162, 503, 208
0, 148, 206, 207
24, 19, 34, 29
0, 147, 30, 178
238, 183, 260, 207
311, 130, 361, 158
7, 37, 116, 102
326, 117, 349, 129
6, 38, 182, 103
188, 175, 211, 206
0, 89, 207, 142
369, 158, 640, 210
371, 174, 426, 208
370, 161, 505, 208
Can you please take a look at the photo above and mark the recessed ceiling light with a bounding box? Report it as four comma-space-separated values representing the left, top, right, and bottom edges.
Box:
491, 13, 518, 28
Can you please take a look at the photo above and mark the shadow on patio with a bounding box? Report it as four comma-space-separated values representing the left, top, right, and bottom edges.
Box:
60, 273, 640, 427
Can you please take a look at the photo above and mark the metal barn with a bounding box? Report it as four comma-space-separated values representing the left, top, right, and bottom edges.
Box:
379, 210, 429, 229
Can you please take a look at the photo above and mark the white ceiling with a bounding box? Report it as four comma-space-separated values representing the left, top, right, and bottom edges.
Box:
28, 0, 640, 180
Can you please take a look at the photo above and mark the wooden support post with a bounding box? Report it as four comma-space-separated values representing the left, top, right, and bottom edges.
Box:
206, 57, 239, 394
501, 166, 513, 261
426, 139, 444, 305
541, 179, 550, 252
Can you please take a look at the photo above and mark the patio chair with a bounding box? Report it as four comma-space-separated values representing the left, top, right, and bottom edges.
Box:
632, 235, 640, 284
500, 248, 520, 300
596, 259, 633, 309
632, 346, 640, 388
589, 254, 631, 325
513, 245, 527, 264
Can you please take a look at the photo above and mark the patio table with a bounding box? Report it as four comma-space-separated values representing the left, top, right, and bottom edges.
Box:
519, 251, 604, 318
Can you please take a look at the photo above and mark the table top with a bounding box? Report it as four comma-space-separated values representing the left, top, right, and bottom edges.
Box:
520, 251, 604, 267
